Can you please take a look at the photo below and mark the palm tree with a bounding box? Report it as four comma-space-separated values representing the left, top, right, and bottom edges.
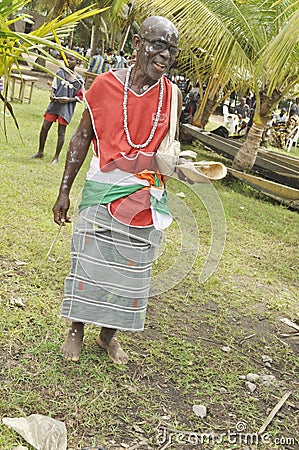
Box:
140, 0, 299, 170
89, 0, 139, 56
232, 4, 299, 170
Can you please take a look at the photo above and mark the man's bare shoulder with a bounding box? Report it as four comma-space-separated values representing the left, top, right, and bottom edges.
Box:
112, 68, 127, 84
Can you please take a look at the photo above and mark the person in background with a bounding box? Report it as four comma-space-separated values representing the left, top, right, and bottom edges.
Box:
115, 50, 128, 69
273, 107, 288, 126
102, 48, 115, 72
87, 49, 104, 74
289, 98, 299, 118
270, 108, 289, 148
285, 114, 299, 140
180, 90, 197, 124
128, 49, 137, 66
31, 54, 84, 164
85, 48, 91, 59
72, 43, 80, 53
79, 46, 85, 56
234, 97, 250, 133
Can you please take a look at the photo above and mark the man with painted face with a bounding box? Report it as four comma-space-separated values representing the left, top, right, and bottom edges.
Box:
52, 16, 182, 364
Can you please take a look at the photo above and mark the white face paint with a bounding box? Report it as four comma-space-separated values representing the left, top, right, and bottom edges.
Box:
136, 19, 179, 83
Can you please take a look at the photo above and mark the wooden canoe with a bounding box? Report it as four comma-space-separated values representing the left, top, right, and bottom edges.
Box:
228, 168, 299, 208
182, 124, 299, 189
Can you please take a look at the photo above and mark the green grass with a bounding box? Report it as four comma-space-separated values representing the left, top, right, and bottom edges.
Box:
0, 88, 298, 450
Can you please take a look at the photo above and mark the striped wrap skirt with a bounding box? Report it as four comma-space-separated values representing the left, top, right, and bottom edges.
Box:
61, 205, 163, 331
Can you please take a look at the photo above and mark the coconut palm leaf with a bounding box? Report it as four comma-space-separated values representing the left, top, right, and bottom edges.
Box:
258, 8, 299, 96
0, 0, 31, 16
0, 1, 107, 139
142, 0, 299, 169
0, 91, 21, 140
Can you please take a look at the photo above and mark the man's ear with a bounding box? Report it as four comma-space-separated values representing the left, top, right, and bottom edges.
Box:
132, 34, 142, 51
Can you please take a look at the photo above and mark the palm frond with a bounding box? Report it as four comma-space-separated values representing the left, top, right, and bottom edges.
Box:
258, 8, 299, 96
0, 0, 31, 17
0, 0, 106, 135
30, 5, 108, 37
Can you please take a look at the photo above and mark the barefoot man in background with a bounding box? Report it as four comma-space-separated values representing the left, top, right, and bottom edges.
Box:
31, 54, 84, 164
53, 16, 182, 364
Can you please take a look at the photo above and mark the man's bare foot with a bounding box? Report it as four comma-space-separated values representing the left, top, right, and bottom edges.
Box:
61, 323, 84, 362
96, 336, 129, 365
30, 152, 44, 159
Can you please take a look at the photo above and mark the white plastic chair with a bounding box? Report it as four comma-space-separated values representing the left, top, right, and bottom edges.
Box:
223, 104, 239, 135
286, 126, 299, 152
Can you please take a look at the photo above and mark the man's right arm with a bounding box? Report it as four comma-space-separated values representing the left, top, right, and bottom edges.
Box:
53, 108, 94, 225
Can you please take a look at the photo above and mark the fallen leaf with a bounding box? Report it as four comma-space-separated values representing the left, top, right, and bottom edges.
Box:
132, 424, 144, 434
9, 297, 26, 308
192, 404, 207, 418
221, 346, 232, 353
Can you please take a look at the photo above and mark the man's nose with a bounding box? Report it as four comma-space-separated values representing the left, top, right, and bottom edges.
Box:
159, 47, 171, 58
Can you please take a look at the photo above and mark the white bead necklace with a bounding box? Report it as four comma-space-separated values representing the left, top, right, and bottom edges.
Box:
123, 65, 164, 149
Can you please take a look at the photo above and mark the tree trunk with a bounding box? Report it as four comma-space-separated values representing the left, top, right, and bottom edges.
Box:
90, 24, 97, 56
193, 96, 217, 129
90, 15, 102, 56
232, 88, 281, 171
193, 77, 222, 129
101, 38, 105, 55
120, 23, 131, 51
34, 3, 68, 71
68, 29, 74, 49
33, 54, 46, 71
48, 1, 67, 21
232, 122, 264, 171
110, 30, 116, 49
